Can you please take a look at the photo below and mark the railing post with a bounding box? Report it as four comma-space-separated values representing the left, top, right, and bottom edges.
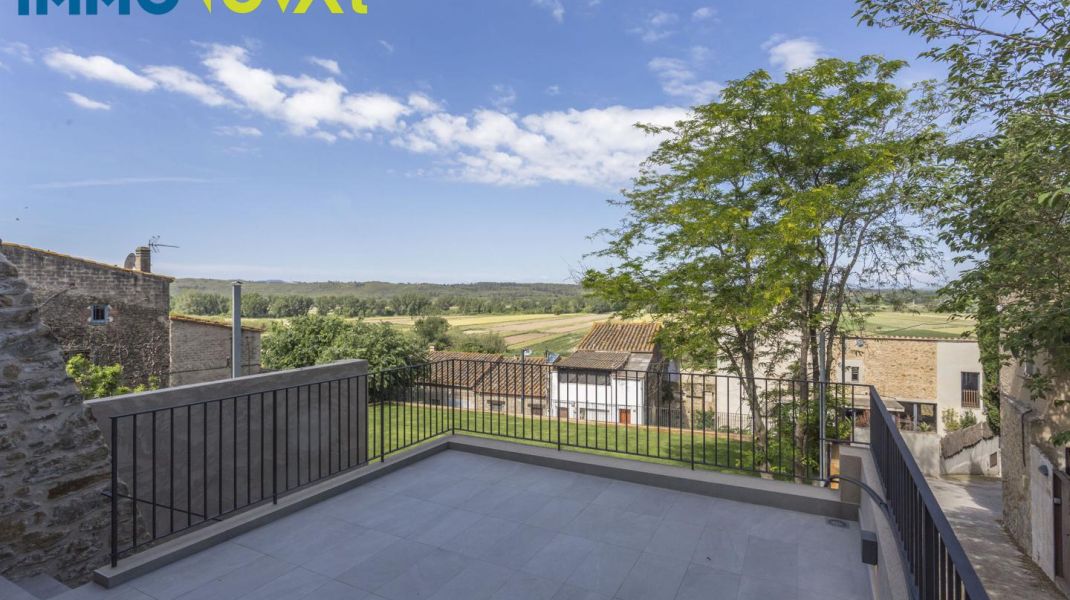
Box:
271, 390, 278, 505
380, 378, 386, 462
110, 416, 118, 568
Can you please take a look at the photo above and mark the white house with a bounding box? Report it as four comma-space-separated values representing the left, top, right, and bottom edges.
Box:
549, 322, 671, 426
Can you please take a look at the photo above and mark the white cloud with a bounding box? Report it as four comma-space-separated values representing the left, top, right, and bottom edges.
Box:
532, 0, 564, 22
2, 42, 33, 64
35, 43, 696, 188
397, 105, 688, 187
44, 50, 156, 91
378, 40, 395, 54
307, 57, 341, 76
763, 35, 823, 71
648, 57, 721, 105
144, 66, 230, 106
692, 7, 716, 21
490, 84, 517, 110
545, 85, 561, 96
215, 125, 262, 137
631, 11, 679, 43
66, 92, 111, 111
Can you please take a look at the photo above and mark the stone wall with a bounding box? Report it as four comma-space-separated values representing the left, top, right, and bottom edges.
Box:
0, 251, 112, 585
169, 316, 262, 387
837, 337, 938, 402
1000, 357, 1070, 568
0, 243, 172, 387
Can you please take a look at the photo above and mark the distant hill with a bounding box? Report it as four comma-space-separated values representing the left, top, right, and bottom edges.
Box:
172, 279, 586, 299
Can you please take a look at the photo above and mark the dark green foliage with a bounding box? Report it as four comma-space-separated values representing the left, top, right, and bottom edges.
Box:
413, 316, 451, 350
174, 292, 230, 316
261, 315, 426, 379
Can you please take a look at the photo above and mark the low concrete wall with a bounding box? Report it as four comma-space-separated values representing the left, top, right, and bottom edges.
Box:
839, 446, 913, 600
902, 431, 942, 476
85, 361, 368, 548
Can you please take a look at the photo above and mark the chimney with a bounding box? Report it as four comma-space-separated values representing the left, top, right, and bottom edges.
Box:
133, 246, 151, 273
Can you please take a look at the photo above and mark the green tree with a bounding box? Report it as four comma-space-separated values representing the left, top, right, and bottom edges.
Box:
175, 292, 230, 316
583, 57, 945, 474
65, 355, 156, 399
857, 0, 1070, 433
241, 292, 271, 318
262, 315, 426, 379
268, 295, 314, 318
413, 316, 452, 350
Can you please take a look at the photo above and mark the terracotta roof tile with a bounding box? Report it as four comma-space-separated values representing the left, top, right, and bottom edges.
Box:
555, 350, 631, 371
576, 321, 660, 353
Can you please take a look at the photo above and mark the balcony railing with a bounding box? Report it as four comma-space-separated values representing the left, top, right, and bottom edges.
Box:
869, 386, 988, 600
101, 358, 988, 599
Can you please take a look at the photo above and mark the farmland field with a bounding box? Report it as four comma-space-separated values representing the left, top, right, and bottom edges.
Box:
847, 311, 976, 339
180, 309, 976, 360
364, 312, 610, 352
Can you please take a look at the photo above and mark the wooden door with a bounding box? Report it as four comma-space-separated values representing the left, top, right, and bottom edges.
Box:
619, 409, 631, 425
558, 407, 569, 419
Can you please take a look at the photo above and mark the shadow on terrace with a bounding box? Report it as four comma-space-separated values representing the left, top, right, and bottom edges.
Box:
63, 358, 987, 600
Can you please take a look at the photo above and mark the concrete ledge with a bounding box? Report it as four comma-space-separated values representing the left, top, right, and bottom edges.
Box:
446, 436, 856, 521
93, 438, 449, 588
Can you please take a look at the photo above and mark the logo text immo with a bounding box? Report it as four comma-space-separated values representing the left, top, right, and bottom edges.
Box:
19, 0, 368, 15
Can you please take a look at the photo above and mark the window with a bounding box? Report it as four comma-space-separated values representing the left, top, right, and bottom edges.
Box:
530, 406, 543, 417
89, 304, 110, 325
961, 372, 981, 408
489, 400, 505, 412
560, 370, 611, 386
847, 366, 860, 383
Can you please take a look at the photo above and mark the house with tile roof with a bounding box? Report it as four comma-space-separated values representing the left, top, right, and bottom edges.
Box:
549, 321, 673, 426
419, 350, 552, 415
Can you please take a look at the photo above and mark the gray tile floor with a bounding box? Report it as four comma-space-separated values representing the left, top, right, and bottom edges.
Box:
58, 451, 871, 600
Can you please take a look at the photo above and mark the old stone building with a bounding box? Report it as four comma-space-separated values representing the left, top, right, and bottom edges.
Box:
0, 249, 112, 585
836, 335, 984, 436
0, 242, 172, 386
0, 242, 262, 389
1000, 357, 1070, 591
169, 315, 263, 387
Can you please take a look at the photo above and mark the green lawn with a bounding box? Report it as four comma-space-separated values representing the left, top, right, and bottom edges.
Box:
366, 402, 813, 479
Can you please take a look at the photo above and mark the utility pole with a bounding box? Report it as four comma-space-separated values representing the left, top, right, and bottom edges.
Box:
232, 281, 242, 379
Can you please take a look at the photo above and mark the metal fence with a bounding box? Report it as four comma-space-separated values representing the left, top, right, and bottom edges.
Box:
105, 356, 986, 600
869, 386, 989, 600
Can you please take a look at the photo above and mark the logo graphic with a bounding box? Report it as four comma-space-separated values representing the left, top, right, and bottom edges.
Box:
19, 0, 368, 15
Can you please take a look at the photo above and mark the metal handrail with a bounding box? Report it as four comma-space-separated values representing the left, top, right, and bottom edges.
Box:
869, 387, 989, 600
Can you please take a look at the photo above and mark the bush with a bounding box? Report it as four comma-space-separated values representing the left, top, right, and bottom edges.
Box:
65, 355, 157, 399
449, 331, 507, 354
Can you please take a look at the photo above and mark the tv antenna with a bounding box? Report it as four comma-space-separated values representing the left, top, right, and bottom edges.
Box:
148, 235, 180, 253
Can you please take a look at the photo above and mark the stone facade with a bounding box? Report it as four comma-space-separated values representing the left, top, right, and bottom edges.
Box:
835, 336, 984, 435
0, 250, 112, 585
1000, 356, 1070, 586
0, 243, 172, 387
168, 316, 263, 387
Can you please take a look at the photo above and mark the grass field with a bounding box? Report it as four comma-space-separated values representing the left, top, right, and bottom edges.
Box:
849, 310, 976, 339
366, 403, 809, 479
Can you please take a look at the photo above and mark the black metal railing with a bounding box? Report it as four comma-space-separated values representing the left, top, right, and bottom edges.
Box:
869, 387, 989, 600
109, 356, 983, 592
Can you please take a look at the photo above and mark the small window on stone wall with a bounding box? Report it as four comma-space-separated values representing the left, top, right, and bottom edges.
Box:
89, 304, 110, 325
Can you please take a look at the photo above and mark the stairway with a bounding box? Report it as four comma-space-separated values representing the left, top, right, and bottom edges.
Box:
0, 575, 70, 600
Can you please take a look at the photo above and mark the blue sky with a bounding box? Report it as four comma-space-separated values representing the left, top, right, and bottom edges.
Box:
0, 0, 939, 283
